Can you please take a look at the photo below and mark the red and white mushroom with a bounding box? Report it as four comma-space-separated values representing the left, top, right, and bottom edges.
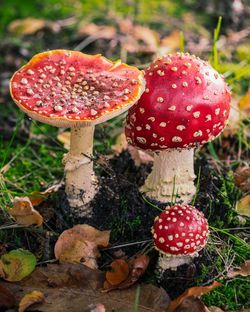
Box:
152, 204, 209, 274
125, 52, 231, 203
10, 50, 145, 217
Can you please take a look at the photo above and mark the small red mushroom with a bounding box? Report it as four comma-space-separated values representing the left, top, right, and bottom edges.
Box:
152, 204, 209, 273
10, 50, 145, 217
125, 52, 231, 203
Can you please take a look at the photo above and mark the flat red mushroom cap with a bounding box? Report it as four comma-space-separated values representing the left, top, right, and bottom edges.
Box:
125, 52, 231, 150
10, 50, 145, 127
152, 204, 209, 256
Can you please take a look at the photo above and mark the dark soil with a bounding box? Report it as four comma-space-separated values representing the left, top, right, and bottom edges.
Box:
54, 148, 239, 299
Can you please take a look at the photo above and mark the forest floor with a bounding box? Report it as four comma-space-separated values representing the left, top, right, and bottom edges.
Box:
0, 2, 249, 311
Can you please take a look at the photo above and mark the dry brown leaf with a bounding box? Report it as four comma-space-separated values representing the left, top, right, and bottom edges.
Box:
234, 167, 250, 191
78, 22, 116, 40
8, 18, 60, 36
0, 284, 16, 310
2, 263, 170, 312
159, 31, 182, 55
9, 197, 43, 226
8, 18, 46, 35
129, 254, 150, 282
54, 224, 110, 269
57, 131, 71, 150
167, 281, 221, 312
29, 184, 61, 206
106, 259, 129, 286
103, 254, 150, 292
19, 290, 45, 312
173, 297, 207, 312
128, 146, 154, 166
57, 240, 98, 269
236, 195, 250, 217
131, 25, 159, 53
112, 133, 153, 166
227, 260, 250, 278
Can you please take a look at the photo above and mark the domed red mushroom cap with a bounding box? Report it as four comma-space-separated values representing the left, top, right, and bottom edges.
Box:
125, 52, 231, 150
152, 204, 209, 256
10, 50, 145, 128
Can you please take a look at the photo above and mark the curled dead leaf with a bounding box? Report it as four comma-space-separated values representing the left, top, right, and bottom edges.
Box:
29, 183, 61, 206
167, 281, 221, 312
18, 290, 45, 312
54, 224, 110, 269
130, 254, 150, 282
9, 197, 43, 226
106, 259, 129, 286
227, 260, 250, 278
103, 254, 150, 292
78, 22, 116, 40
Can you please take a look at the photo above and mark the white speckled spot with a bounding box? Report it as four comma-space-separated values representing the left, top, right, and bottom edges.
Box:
136, 137, 147, 144
176, 125, 186, 131
160, 122, 167, 127
168, 105, 176, 111
172, 136, 182, 142
168, 235, 173, 241
193, 111, 200, 118
186, 105, 193, 111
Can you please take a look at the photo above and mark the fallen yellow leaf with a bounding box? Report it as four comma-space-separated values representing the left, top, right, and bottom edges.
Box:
239, 88, 250, 111
9, 197, 43, 226
0, 249, 36, 282
236, 195, 250, 217
18, 290, 45, 312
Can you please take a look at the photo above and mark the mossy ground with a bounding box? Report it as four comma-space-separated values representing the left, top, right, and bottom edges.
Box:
0, 1, 249, 310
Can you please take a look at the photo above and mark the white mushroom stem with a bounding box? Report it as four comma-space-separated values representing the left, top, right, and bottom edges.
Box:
141, 149, 196, 204
63, 125, 98, 217
156, 252, 197, 279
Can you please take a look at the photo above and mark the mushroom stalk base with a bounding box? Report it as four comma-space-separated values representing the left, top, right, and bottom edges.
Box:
63, 125, 98, 217
156, 253, 197, 279
141, 149, 196, 204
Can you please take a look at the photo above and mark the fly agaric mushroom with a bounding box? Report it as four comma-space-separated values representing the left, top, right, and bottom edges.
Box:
10, 50, 145, 217
152, 204, 209, 275
125, 52, 231, 203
